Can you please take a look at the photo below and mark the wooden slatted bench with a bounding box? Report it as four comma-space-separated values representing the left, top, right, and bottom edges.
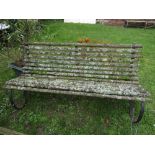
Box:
125, 20, 155, 28
4, 42, 150, 124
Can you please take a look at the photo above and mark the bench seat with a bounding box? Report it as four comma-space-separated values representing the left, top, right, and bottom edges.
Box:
5, 75, 149, 102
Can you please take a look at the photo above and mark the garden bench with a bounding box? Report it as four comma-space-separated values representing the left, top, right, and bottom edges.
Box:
4, 42, 149, 124
124, 20, 155, 28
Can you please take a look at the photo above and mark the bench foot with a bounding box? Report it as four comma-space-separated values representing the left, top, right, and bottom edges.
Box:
129, 101, 144, 124
8, 90, 28, 110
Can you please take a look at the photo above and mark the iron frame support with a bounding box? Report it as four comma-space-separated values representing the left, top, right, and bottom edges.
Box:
129, 101, 145, 124
8, 89, 28, 110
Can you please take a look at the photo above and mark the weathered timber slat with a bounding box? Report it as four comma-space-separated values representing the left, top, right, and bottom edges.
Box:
22, 42, 143, 48
25, 63, 138, 72
23, 70, 138, 81
23, 66, 137, 76
26, 49, 140, 56
24, 59, 139, 68
24, 46, 140, 54
23, 74, 139, 84
25, 49, 140, 56
25, 46, 140, 53
5, 76, 146, 95
26, 54, 140, 60
25, 56, 139, 65
5, 83, 146, 97
5, 85, 147, 102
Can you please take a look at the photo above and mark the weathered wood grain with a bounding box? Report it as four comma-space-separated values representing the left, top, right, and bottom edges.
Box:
22, 42, 143, 48
23, 66, 137, 76
26, 48, 140, 54
22, 74, 139, 84
5, 85, 148, 102
25, 62, 138, 72
5, 76, 145, 95
23, 70, 138, 81
22, 43, 140, 83
24, 59, 139, 68
26, 54, 140, 60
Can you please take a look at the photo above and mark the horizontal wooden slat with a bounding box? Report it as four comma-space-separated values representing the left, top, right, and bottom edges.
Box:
25, 55, 139, 66
23, 66, 137, 76
5, 85, 147, 102
22, 42, 143, 48
22, 74, 139, 84
25, 46, 140, 53
26, 54, 140, 61
25, 48, 140, 55
5, 76, 145, 95
25, 51, 140, 59
25, 62, 138, 72
24, 70, 138, 81
25, 56, 138, 65
24, 58, 138, 68
5, 78, 144, 95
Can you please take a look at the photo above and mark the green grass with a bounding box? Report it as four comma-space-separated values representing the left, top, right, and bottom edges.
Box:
0, 21, 155, 134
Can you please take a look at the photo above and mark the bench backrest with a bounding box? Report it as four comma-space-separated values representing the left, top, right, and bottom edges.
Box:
23, 43, 142, 83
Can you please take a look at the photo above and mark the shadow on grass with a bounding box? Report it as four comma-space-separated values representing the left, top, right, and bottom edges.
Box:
1, 91, 155, 135
15, 92, 131, 134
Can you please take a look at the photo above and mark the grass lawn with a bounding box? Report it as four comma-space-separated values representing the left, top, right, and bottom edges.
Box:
0, 21, 155, 134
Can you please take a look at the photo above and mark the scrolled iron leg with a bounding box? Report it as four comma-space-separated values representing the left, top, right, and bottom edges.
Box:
8, 89, 28, 110
129, 101, 145, 124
